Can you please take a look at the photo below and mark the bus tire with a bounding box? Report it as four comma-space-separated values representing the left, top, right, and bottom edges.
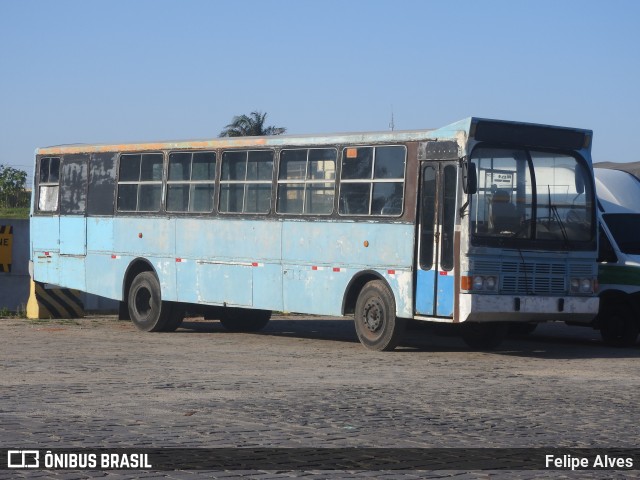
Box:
219, 308, 271, 332
162, 303, 186, 332
460, 322, 508, 350
354, 280, 405, 351
128, 271, 170, 332
600, 302, 639, 347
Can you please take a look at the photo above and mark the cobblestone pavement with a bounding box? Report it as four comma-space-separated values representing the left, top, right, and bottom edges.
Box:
1, 315, 640, 479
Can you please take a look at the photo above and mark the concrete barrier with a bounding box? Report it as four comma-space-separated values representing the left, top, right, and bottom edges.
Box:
0, 218, 118, 314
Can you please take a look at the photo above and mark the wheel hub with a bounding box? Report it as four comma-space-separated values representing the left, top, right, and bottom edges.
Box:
363, 299, 384, 332
134, 287, 152, 319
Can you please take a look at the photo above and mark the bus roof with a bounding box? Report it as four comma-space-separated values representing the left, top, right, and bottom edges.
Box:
35, 116, 592, 156
36, 128, 438, 156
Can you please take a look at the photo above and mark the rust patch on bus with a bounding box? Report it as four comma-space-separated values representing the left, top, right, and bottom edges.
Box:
38, 138, 270, 156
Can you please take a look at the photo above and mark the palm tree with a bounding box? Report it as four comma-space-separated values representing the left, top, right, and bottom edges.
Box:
219, 111, 286, 137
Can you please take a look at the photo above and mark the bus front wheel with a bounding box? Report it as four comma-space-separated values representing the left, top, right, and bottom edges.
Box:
128, 271, 170, 332
354, 280, 406, 351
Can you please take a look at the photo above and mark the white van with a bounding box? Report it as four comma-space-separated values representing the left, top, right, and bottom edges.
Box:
592, 168, 640, 346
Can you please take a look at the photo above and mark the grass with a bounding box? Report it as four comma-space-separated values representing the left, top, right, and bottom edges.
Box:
0, 207, 29, 219
27, 318, 81, 326
0, 306, 27, 318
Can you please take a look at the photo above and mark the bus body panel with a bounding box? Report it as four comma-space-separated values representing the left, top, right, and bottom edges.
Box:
31, 216, 60, 286
460, 294, 599, 322
415, 269, 435, 314
436, 274, 455, 316
87, 217, 115, 253
113, 217, 175, 257
281, 221, 414, 268
175, 218, 282, 308
58, 255, 86, 291
85, 252, 124, 301
196, 262, 253, 306
59, 216, 86, 256
281, 220, 414, 317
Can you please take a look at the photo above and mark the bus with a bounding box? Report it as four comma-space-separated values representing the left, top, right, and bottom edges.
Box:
30, 117, 600, 351
591, 168, 640, 346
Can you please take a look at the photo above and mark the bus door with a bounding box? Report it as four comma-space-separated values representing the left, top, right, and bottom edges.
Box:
415, 162, 457, 317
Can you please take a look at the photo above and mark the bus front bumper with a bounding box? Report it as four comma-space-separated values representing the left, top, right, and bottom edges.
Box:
459, 293, 599, 323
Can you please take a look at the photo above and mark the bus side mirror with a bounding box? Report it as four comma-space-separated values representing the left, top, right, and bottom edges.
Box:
462, 161, 477, 195
575, 167, 585, 194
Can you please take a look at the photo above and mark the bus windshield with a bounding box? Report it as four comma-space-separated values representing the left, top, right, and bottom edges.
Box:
470, 146, 595, 249
602, 213, 640, 255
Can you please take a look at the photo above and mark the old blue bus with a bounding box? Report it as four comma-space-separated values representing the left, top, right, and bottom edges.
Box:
30, 117, 599, 350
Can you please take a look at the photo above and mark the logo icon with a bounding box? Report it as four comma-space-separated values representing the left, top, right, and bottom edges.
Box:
7, 450, 40, 468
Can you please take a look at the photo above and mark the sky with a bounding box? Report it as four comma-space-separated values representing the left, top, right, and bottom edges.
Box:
1, 0, 639, 185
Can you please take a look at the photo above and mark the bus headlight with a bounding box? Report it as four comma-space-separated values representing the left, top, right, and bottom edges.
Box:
570, 277, 595, 294
580, 278, 593, 293
570, 278, 580, 292
462, 275, 499, 292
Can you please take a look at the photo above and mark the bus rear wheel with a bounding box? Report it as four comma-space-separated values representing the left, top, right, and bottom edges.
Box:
162, 303, 186, 332
128, 271, 170, 332
354, 280, 405, 351
219, 308, 272, 332
600, 302, 639, 347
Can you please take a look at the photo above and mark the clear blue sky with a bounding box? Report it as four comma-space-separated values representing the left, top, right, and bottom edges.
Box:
1, 0, 639, 184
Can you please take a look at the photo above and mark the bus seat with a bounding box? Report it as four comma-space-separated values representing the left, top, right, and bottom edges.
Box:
490, 189, 520, 233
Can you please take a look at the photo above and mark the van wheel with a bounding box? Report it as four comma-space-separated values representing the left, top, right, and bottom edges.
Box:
461, 322, 508, 350
600, 302, 639, 347
354, 280, 406, 351
219, 308, 271, 332
128, 271, 170, 332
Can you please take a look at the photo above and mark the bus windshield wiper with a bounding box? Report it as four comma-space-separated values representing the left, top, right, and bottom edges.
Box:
551, 204, 570, 248
547, 186, 569, 248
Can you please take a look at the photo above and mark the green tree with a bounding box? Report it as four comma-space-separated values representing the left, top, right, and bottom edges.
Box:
219, 111, 286, 137
0, 165, 27, 197
0, 164, 29, 213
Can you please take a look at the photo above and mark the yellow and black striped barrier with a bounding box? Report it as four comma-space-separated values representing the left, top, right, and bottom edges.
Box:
0, 225, 13, 273
26, 278, 85, 319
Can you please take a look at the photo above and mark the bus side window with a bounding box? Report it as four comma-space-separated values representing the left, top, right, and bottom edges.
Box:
87, 153, 117, 216
60, 155, 89, 215
338, 145, 406, 216
37, 156, 60, 212
277, 148, 336, 215
220, 150, 274, 214
116, 153, 163, 212
167, 151, 216, 213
